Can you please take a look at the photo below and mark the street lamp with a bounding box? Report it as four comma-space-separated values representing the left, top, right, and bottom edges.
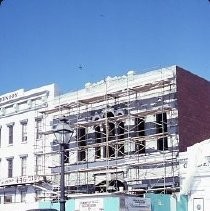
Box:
53, 116, 73, 211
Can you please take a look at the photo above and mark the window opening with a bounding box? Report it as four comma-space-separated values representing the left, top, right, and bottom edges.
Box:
36, 119, 42, 140
35, 155, 42, 175
63, 143, 69, 163
4, 195, 12, 203
20, 190, 26, 202
135, 117, 146, 154
77, 127, 86, 161
7, 158, 13, 178
21, 156, 27, 176
21, 122, 27, 142
8, 125, 13, 145
103, 112, 115, 158
117, 115, 125, 156
156, 112, 168, 150
95, 124, 101, 159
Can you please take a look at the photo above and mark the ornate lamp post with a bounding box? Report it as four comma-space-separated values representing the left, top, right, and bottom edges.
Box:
53, 116, 73, 211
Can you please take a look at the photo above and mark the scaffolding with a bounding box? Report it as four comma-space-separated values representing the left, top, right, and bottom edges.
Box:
36, 68, 179, 199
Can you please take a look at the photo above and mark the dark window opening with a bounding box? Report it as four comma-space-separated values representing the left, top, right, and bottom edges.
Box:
135, 117, 145, 136
135, 118, 146, 154
156, 113, 168, 150
157, 137, 168, 151
117, 121, 124, 156
8, 125, 13, 145
103, 112, 115, 158
107, 112, 115, 139
104, 112, 115, 140
63, 143, 69, 163
136, 140, 146, 154
95, 125, 101, 159
103, 142, 115, 158
77, 127, 86, 161
4, 195, 12, 203
7, 158, 13, 178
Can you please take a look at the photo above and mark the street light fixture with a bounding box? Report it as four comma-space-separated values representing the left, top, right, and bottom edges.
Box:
53, 116, 73, 211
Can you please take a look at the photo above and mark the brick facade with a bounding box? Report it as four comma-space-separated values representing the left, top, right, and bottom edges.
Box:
177, 66, 210, 152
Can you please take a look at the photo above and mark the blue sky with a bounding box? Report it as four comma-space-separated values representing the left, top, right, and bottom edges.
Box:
0, 0, 210, 95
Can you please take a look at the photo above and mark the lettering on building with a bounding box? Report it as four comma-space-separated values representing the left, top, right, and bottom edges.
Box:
0, 90, 24, 104
0, 175, 45, 186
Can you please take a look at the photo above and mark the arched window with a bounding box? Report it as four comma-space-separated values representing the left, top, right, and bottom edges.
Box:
117, 112, 125, 157
103, 111, 115, 158
107, 112, 115, 138
94, 117, 102, 159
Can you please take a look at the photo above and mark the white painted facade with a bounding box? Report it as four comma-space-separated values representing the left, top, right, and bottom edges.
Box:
179, 139, 210, 211
0, 84, 57, 211
42, 66, 180, 196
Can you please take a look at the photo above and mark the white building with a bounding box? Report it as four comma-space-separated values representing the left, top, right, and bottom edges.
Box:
180, 139, 210, 211
0, 84, 57, 211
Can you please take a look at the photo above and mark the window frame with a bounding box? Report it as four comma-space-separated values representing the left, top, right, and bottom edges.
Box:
35, 118, 43, 140
7, 158, 13, 178
20, 156, 27, 176
7, 124, 14, 145
20, 120, 28, 143
20, 189, 27, 202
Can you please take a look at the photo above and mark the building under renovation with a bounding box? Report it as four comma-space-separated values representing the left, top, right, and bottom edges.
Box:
36, 65, 210, 200
1, 65, 210, 211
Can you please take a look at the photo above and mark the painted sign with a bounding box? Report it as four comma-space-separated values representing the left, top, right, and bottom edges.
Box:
0, 175, 45, 186
123, 197, 151, 211
0, 89, 23, 104
75, 198, 103, 211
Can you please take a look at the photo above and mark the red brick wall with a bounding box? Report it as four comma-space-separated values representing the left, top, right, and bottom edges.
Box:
176, 66, 210, 152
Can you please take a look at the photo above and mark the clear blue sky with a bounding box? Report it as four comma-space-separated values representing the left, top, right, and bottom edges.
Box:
0, 0, 210, 95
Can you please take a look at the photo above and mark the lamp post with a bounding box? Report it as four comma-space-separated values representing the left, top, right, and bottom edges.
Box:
53, 116, 73, 211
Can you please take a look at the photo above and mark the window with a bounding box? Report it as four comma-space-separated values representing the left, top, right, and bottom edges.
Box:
8, 124, 14, 145
35, 189, 42, 201
156, 112, 168, 151
20, 156, 27, 176
135, 117, 146, 154
117, 116, 125, 157
63, 143, 69, 163
103, 112, 115, 158
36, 155, 42, 175
7, 158, 13, 178
20, 189, 26, 202
77, 128, 86, 161
35, 118, 42, 139
4, 195, 12, 203
95, 125, 101, 159
21, 121, 28, 142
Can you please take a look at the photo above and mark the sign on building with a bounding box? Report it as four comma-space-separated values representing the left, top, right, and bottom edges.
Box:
75, 198, 104, 211
121, 197, 151, 211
